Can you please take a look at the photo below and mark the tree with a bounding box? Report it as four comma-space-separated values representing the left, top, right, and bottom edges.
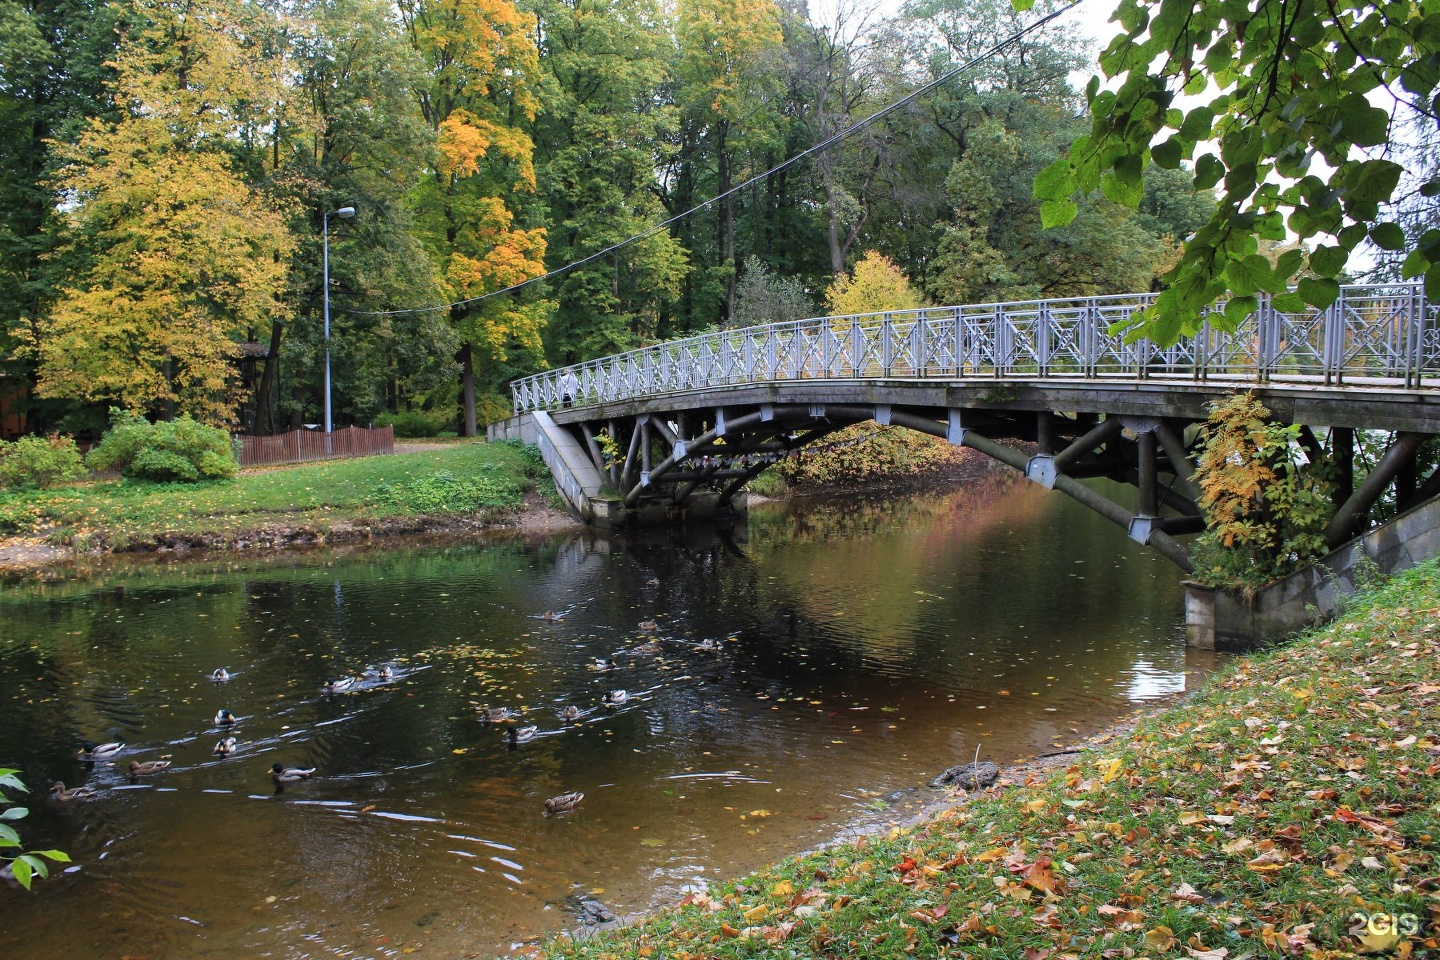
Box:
401, 0, 550, 434
826, 249, 924, 314
530, 0, 689, 361
732, 255, 816, 327
671, 0, 786, 325
34, 0, 295, 426
1030, 0, 1440, 344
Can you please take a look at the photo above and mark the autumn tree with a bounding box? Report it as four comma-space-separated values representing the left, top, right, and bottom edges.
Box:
1031, 0, 1440, 343
401, 0, 549, 434
529, 0, 688, 361
827, 249, 925, 315
34, 0, 294, 426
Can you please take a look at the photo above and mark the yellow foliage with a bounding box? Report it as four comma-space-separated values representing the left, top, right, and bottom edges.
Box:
825, 251, 926, 316
438, 110, 536, 189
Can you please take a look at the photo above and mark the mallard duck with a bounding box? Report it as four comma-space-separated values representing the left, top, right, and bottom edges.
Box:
79, 740, 125, 761
632, 641, 662, 655
213, 736, 237, 757
506, 725, 539, 744
211, 667, 232, 682
589, 658, 615, 673
696, 638, 719, 652
559, 705, 580, 722
214, 709, 237, 726
646, 577, 661, 587
539, 611, 562, 622
50, 781, 98, 801
544, 791, 584, 815
270, 763, 315, 784
638, 620, 659, 632
478, 706, 511, 723
128, 759, 171, 777
322, 676, 355, 693
604, 689, 628, 705
377, 664, 394, 680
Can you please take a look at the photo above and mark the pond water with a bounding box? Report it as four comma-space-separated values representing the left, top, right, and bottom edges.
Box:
0, 474, 1219, 959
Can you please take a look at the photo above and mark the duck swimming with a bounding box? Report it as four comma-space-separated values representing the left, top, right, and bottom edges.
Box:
128, 759, 171, 777
50, 781, 98, 801
589, 659, 615, 673
506, 725, 539, 744
544, 791, 584, 815
211, 667, 232, 682
270, 763, 315, 784
214, 709, 237, 726
322, 676, 355, 693
604, 690, 629, 705
79, 740, 124, 761
559, 705, 580, 722
638, 620, 659, 632
478, 706, 512, 723
213, 737, 237, 757
540, 611, 563, 622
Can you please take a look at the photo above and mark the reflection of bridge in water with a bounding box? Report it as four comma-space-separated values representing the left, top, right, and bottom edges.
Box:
492, 282, 1440, 581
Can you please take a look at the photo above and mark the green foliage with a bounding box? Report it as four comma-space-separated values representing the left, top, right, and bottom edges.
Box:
774, 423, 963, 487
1031, 0, 1440, 344
731, 256, 815, 328
373, 468, 525, 513
0, 769, 71, 890
1190, 393, 1333, 592
375, 409, 450, 438
0, 435, 87, 490
85, 410, 239, 483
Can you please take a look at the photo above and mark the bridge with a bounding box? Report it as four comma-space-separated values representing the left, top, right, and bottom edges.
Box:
491, 282, 1440, 585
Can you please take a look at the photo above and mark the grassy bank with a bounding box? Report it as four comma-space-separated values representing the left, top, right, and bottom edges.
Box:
0, 440, 549, 551
534, 562, 1440, 960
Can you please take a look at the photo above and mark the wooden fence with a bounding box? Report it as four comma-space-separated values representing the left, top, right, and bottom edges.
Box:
237, 425, 394, 468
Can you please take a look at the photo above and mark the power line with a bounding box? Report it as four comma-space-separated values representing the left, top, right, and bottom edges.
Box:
346, 0, 1087, 319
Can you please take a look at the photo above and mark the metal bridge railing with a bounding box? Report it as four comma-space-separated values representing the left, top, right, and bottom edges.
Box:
512, 283, 1438, 413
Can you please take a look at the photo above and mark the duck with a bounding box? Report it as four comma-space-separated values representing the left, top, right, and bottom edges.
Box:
559, 705, 580, 722
544, 791, 584, 815
128, 759, 171, 777
589, 659, 615, 673
604, 689, 629, 706
270, 763, 315, 784
211, 667, 232, 682
377, 664, 395, 680
646, 577, 661, 587
478, 706, 512, 723
50, 781, 98, 801
79, 740, 125, 761
506, 725, 539, 744
696, 638, 720, 652
632, 641, 662, 655
322, 676, 355, 693
638, 620, 659, 632
540, 611, 563, 622
214, 709, 237, 726
213, 736, 237, 757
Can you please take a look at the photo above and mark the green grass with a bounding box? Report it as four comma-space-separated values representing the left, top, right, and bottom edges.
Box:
530, 561, 1440, 960
0, 440, 548, 550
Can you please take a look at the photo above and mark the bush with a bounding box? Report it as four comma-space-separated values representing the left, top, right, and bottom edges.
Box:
0, 435, 88, 490
86, 410, 239, 483
375, 409, 449, 438
773, 423, 963, 487
373, 469, 525, 513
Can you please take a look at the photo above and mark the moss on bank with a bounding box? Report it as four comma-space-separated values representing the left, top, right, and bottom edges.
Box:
529, 561, 1440, 960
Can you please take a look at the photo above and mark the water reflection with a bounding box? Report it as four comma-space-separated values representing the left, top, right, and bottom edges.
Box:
0, 476, 1219, 958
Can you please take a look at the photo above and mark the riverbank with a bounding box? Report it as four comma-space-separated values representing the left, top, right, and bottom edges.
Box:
530, 559, 1440, 960
0, 441, 578, 577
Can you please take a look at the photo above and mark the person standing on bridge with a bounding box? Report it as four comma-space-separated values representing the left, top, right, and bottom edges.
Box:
559, 370, 578, 407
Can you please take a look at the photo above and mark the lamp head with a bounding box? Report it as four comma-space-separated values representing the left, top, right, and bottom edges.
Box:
335, 206, 356, 218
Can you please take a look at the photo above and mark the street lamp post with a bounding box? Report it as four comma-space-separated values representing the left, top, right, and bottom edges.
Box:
322, 205, 356, 435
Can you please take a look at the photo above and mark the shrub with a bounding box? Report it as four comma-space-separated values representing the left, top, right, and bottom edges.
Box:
1190, 392, 1333, 592
773, 423, 963, 487
86, 410, 239, 483
375, 409, 449, 438
373, 469, 525, 513
0, 435, 87, 490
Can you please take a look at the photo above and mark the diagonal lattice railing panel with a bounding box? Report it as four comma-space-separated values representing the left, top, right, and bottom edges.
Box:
519, 283, 1437, 412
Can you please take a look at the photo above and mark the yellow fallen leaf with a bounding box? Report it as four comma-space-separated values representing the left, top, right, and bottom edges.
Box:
1023, 798, 1048, 813
1145, 926, 1177, 951
452, 748, 467, 755
1098, 757, 1123, 783
771, 880, 794, 898
743, 904, 768, 923
1178, 811, 1206, 825
748, 809, 773, 818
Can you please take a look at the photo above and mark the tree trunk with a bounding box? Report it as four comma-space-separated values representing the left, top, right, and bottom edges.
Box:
459, 341, 477, 437
254, 320, 284, 435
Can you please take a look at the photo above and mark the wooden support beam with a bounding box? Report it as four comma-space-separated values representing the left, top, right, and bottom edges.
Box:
1325, 432, 1425, 547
